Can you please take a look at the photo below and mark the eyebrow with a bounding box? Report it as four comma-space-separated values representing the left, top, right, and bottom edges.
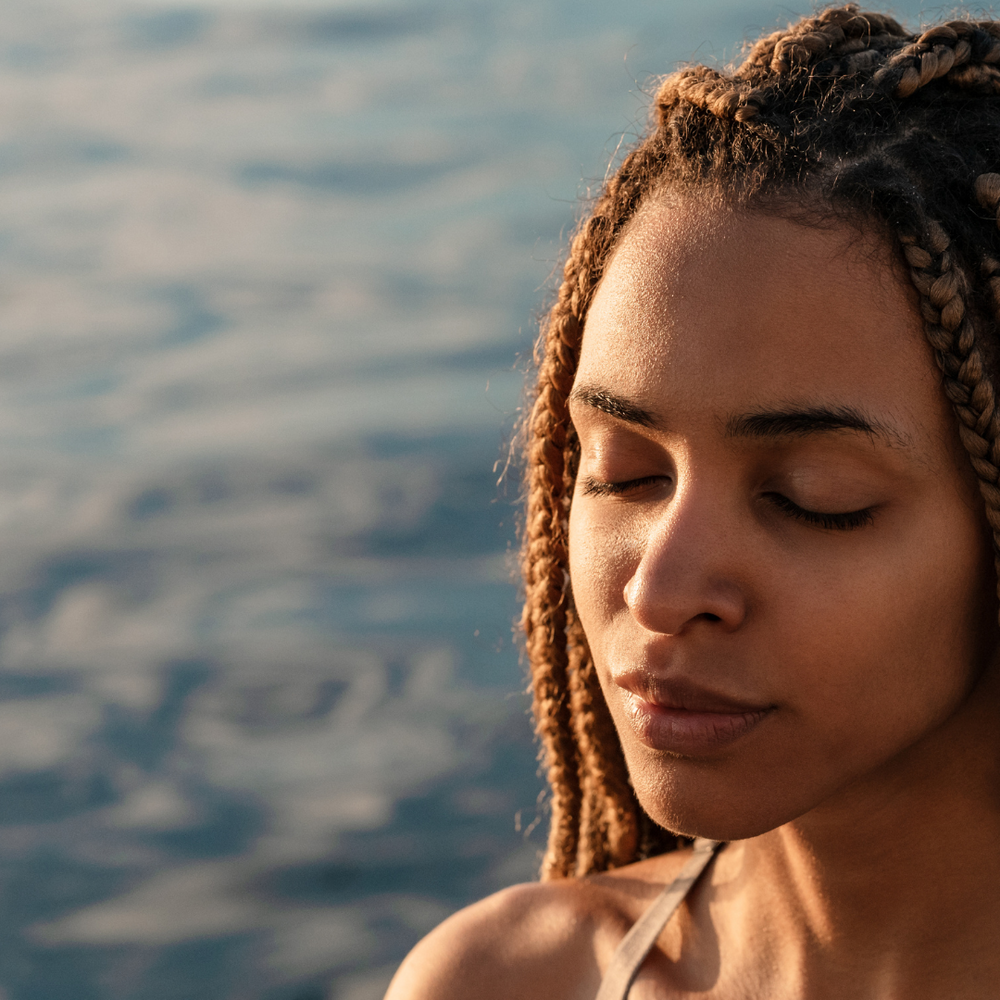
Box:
725, 405, 908, 447
569, 385, 659, 427
570, 385, 908, 447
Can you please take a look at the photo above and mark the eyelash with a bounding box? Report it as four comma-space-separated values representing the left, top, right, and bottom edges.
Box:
581, 476, 663, 497
581, 477, 875, 531
764, 492, 875, 531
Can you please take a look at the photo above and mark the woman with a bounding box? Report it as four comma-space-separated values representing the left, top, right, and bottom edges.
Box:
386, 6, 1000, 997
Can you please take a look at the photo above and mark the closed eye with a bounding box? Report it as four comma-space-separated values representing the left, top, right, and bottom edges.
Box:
581, 475, 664, 498
766, 492, 875, 530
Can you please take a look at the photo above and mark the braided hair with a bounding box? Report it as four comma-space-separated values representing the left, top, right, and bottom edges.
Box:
522, 5, 1000, 880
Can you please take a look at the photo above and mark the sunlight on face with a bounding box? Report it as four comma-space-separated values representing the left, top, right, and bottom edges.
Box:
568, 195, 999, 840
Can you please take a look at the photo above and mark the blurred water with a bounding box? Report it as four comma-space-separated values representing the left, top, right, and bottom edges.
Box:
0, 1, 934, 998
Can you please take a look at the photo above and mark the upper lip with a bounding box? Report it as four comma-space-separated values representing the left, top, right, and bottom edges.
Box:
614, 672, 772, 715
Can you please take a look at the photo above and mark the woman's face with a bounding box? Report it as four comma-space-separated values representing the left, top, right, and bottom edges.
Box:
568, 196, 1000, 840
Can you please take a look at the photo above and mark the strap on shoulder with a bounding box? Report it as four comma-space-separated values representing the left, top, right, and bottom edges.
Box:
594, 838, 721, 1000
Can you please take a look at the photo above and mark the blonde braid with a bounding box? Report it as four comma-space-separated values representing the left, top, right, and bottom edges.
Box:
872, 22, 1000, 97
660, 10, 1000, 129
523, 143, 669, 879
567, 612, 638, 873
523, 251, 584, 879
898, 214, 1000, 594
755, 5, 905, 74
655, 7, 908, 126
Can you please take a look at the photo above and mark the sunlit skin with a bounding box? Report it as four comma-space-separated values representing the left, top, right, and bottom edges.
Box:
384, 196, 1000, 999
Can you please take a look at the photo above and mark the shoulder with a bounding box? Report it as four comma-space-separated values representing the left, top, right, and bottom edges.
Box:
383, 848, 696, 1000
383, 879, 601, 1000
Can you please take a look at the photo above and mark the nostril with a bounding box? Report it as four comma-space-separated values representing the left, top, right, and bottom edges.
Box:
700, 613, 722, 623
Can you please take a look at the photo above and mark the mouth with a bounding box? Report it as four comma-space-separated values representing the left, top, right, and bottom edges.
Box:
617, 676, 774, 757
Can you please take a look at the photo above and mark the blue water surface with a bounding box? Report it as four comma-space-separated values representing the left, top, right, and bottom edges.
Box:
0, 1, 933, 997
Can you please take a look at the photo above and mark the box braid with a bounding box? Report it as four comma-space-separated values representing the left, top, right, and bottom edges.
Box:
523, 4, 1000, 880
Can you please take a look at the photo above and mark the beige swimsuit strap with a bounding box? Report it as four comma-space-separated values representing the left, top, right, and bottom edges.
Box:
595, 838, 722, 1000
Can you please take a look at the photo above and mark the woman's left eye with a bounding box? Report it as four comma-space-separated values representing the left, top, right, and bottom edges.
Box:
581, 475, 662, 497
766, 492, 875, 530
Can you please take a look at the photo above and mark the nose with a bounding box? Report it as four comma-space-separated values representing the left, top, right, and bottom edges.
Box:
623, 489, 747, 636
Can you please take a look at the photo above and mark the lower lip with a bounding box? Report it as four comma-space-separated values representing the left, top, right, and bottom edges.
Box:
624, 693, 772, 756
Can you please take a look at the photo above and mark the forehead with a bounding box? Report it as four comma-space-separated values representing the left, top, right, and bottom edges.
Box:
579, 195, 942, 436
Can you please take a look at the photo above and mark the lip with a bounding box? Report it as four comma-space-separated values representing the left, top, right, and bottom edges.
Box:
616, 676, 774, 757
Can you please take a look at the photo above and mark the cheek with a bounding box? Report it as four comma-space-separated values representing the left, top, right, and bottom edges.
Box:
874, 518, 995, 703
568, 502, 635, 634
761, 504, 996, 769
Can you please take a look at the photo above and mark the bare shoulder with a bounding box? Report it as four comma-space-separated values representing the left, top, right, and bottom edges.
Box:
383, 878, 602, 1000
384, 847, 696, 1000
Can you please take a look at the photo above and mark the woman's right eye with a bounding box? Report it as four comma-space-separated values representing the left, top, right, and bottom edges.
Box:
580, 475, 664, 497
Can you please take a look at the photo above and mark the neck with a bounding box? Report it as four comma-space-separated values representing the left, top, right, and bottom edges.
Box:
709, 673, 1000, 997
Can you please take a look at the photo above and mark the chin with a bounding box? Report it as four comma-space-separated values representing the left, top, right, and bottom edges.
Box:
644, 803, 788, 843
631, 762, 825, 843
